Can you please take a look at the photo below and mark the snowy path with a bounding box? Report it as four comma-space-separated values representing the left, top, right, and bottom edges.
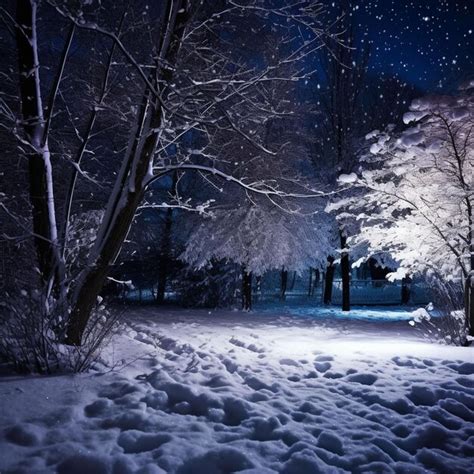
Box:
0, 307, 473, 473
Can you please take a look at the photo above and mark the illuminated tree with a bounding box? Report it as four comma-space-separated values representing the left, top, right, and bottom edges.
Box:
182, 201, 331, 310
332, 86, 474, 338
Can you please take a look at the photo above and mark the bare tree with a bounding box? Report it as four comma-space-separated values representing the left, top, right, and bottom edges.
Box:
2, 0, 331, 347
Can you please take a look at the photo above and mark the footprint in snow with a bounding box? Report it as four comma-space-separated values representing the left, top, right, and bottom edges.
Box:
447, 362, 474, 375
229, 337, 246, 349
229, 337, 264, 353
117, 430, 171, 453
347, 373, 378, 385
221, 358, 238, 374
392, 356, 425, 369
247, 344, 265, 354
134, 332, 155, 346
314, 362, 331, 373
323, 371, 344, 379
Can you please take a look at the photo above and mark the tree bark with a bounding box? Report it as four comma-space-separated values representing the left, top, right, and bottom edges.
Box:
280, 269, 288, 301
340, 233, 350, 311
307, 268, 313, 297
401, 276, 411, 305
323, 256, 335, 304
463, 280, 474, 337
65, 1, 190, 345
242, 268, 252, 311
156, 171, 178, 304
16, 0, 58, 286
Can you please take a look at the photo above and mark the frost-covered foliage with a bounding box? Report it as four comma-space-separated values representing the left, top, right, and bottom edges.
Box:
182, 202, 331, 276
410, 305, 467, 346
329, 87, 474, 338
331, 88, 473, 283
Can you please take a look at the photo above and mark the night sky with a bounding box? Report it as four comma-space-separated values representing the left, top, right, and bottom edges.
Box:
326, 0, 474, 91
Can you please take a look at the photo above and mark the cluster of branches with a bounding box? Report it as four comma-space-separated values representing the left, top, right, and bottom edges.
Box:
0, 0, 332, 350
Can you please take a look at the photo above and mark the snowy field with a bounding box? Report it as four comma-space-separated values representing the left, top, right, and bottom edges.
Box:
0, 307, 473, 473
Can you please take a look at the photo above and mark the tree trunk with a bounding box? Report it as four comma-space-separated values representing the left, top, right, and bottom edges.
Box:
307, 268, 313, 297
16, 0, 59, 286
340, 233, 350, 311
65, 1, 190, 345
155, 210, 172, 304
323, 256, 335, 304
467, 209, 474, 337
156, 171, 178, 304
464, 281, 474, 337
401, 276, 411, 305
280, 269, 288, 301
242, 269, 252, 311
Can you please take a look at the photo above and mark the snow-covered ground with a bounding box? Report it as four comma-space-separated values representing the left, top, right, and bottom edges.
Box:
254, 304, 420, 321
1, 306, 473, 473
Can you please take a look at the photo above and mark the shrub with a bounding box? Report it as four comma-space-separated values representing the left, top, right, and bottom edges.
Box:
0, 289, 120, 373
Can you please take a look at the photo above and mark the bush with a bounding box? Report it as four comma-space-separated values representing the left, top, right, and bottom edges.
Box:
410, 307, 468, 346
0, 290, 120, 374
410, 280, 468, 345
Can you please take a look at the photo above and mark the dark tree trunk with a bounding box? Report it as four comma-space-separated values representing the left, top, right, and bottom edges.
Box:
466, 210, 474, 337
340, 233, 350, 311
307, 268, 313, 297
242, 269, 252, 311
314, 269, 320, 287
67, 184, 150, 343
466, 282, 474, 337
401, 276, 411, 305
156, 171, 178, 304
323, 256, 335, 304
280, 269, 288, 301
65, 1, 190, 345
